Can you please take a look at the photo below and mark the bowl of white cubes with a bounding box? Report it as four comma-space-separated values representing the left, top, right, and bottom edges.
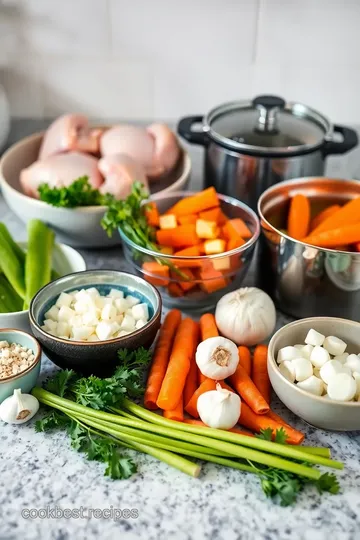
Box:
268, 317, 360, 431
28, 269, 162, 376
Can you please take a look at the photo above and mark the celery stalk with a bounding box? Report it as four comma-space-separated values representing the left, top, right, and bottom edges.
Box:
0, 227, 25, 298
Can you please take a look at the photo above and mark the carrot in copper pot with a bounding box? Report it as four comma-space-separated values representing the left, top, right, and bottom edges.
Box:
302, 223, 360, 248
310, 204, 341, 232
310, 196, 360, 234
287, 194, 311, 240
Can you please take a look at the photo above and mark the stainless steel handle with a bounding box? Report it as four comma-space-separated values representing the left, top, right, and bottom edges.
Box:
252, 95, 285, 133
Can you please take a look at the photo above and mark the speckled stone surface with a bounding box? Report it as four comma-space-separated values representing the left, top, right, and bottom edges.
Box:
1, 121, 360, 540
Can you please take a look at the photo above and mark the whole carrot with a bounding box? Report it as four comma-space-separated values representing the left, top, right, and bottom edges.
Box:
252, 345, 270, 405
183, 323, 200, 406
144, 309, 182, 409
239, 402, 304, 445
310, 204, 340, 232
310, 196, 360, 234
238, 346, 251, 377
183, 418, 254, 437
302, 223, 360, 248
267, 409, 301, 439
287, 194, 311, 240
229, 364, 269, 415
185, 379, 234, 418
157, 319, 199, 410
163, 396, 184, 422
198, 313, 219, 383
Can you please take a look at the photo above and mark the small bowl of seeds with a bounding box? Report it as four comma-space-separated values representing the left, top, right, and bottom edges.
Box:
0, 328, 41, 403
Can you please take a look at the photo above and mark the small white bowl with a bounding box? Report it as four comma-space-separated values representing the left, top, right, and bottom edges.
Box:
0, 130, 191, 248
0, 242, 86, 333
268, 317, 360, 431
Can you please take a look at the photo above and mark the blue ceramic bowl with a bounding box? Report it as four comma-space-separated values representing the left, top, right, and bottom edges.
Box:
29, 270, 162, 376
0, 329, 41, 403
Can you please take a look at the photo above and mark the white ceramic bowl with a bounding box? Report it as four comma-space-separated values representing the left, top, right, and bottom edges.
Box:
0, 242, 86, 333
268, 317, 360, 431
0, 130, 191, 248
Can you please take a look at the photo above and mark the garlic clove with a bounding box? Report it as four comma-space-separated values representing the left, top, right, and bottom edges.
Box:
196, 336, 239, 380
0, 389, 39, 425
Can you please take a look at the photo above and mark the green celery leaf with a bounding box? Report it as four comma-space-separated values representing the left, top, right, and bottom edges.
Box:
44, 369, 78, 397
316, 473, 340, 495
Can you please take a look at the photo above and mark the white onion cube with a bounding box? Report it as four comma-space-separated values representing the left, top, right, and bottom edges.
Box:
87, 334, 99, 342
115, 298, 129, 313
57, 322, 70, 338
45, 305, 60, 322
108, 289, 124, 299
72, 326, 95, 341
297, 375, 324, 396
327, 373, 356, 401
125, 295, 140, 307
55, 292, 73, 309
118, 330, 131, 337
279, 360, 296, 383
310, 346, 330, 368
86, 287, 100, 299
82, 310, 99, 326
319, 360, 343, 385
74, 301, 88, 313
344, 354, 360, 374
292, 357, 313, 382
96, 321, 114, 341
43, 319, 57, 332
305, 329, 325, 347
132, 303, 149, 321
277, 346, 300, 364
101, 304, 117, 321
58, 306, 75, 322
135, 319, 147, 330
121, 314, 136, 332
323, 336, 347, 356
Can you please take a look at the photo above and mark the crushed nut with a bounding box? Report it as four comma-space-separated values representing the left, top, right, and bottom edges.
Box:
0, 342, 36, 379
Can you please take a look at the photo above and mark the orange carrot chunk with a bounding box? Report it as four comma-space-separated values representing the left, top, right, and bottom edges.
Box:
178, 214, 198, 225
156, 224, 199, 248
287, 194, 311, 240
302, 223, 360, 248
168, 282, 184, 297
310, 204, 341, 232
238, 346, 251, 377
183, 418, 254, 437
145, 202, 160, 227
199, 268, 228, 294
228, 218, 252, 239
173, 245, 202, 267
163, 396, 184, 421
144, 309, 182, 409
142, 262, 170, 287
310, 196, 360, 234
167, 187, 220, 218
252, 344, 270, 405
239, 402, 304, 445
170, 268, 196, 292
157, 319, 199, 410
229, 364, 269, 415
199, 207, 227, 225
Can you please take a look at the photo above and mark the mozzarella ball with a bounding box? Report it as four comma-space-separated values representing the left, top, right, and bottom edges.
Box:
333, 353, 349, 364
305, 329, 325, 347
344, 354, 360, 374
327, 373, 357, 401
300, 344, 314, 360
297, 375, 324, 396
323, 335, 347, 356
319, 360, 344, 385
310, 346, 330, 368
279, 360, 296, 383
277, 346, 300, 364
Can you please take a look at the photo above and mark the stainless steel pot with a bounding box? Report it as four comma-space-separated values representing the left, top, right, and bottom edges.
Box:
257, 177, 360, 321
178, 95, 358, 210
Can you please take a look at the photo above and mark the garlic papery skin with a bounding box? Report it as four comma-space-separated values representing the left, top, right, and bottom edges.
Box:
0, 389, 39, 425
196, 337, 239, 380
197, 383, 241, 429
215, 287, 276, 346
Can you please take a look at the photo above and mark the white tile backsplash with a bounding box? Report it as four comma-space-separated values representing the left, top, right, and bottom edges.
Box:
0, 0, 360, 122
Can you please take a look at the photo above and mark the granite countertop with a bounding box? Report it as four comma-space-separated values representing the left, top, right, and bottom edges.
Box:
1, 120, 360, 540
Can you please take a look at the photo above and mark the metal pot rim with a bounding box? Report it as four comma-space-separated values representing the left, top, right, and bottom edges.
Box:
257, 176, 360, 255
203, 100, 333, 156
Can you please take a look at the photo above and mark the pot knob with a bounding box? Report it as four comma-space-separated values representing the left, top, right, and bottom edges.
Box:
252, 95, 285, 133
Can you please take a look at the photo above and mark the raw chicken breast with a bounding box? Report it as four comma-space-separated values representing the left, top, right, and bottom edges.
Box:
98, 154, 148, 200
39, 114, 102, 160
20, 152, 103, 199
100, 123, 180, 179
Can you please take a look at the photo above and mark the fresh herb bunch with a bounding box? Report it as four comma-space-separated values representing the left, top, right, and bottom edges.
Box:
35, 347, 151, 480
254, 428, 339, 506
38, 176, 112, 208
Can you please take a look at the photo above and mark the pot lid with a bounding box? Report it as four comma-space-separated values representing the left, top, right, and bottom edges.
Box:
203, 95, 333, 155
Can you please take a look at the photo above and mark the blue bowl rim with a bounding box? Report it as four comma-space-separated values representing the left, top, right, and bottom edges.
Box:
28, 270, 162, 346
0, 328, 42, 383
118, 190, 261, 259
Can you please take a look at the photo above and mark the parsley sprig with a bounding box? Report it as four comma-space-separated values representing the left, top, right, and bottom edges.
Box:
38, 176, 111, 208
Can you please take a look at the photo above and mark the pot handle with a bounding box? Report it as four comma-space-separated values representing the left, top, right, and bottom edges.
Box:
177, 116, 208, 146
323, 125, 358, 156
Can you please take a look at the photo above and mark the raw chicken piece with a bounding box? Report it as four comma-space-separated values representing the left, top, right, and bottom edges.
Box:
39, 114, 103, 160
20, 152, 103, 199
98, 154, 148, 200
100, 123, 180, 179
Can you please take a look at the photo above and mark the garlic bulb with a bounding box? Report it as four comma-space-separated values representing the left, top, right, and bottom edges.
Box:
215, 287, 276, 346
0, 389, 39, 424
196, 336, 239, 380
197, 383, 241, 429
